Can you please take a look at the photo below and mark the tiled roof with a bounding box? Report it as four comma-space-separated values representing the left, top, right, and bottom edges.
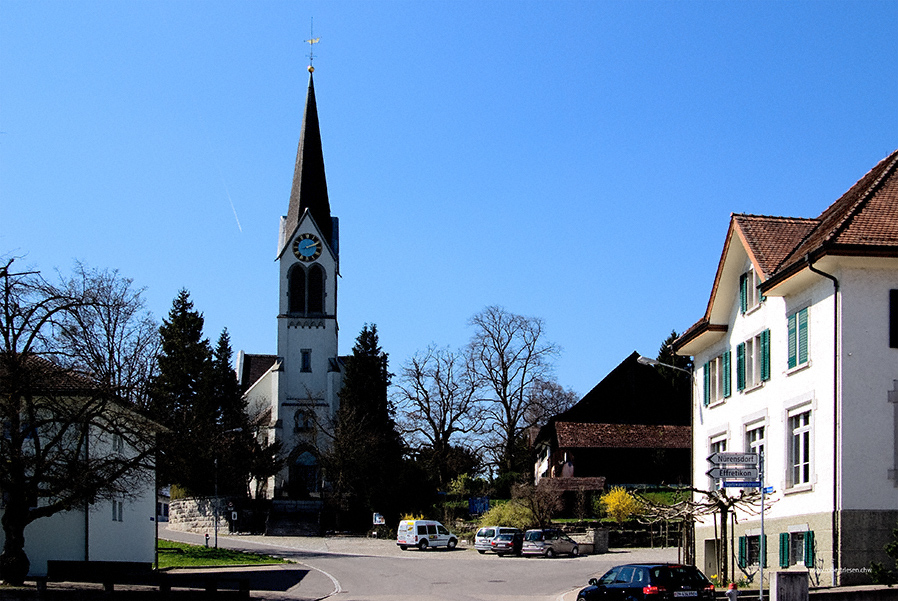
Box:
554, 422, 691, 450
239, 353, 278, 392
538, 476, 606, 492
733, 214, 817, 278
0, 353, 99, 394
774, 148, 898, 275
675, 148, 898, 352
552, 351, 690, 427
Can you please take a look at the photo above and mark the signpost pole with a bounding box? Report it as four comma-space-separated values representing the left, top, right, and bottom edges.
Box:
759, 451, 765, 601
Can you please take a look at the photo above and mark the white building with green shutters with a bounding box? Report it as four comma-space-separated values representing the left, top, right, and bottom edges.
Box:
674, 148, 898, 587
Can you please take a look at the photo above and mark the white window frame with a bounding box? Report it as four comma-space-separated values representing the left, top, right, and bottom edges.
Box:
709, 433, 728, 489
704, 352, 731, 405
112, 499, 124, 522
787, 409, 812, 489
745, 423, 766, 480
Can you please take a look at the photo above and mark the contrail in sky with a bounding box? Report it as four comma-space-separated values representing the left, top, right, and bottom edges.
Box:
219, 170, 242, 233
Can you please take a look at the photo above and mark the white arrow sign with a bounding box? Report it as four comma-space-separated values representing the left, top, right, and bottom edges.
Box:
707, 452, 759, 465
706, 467, 760, 480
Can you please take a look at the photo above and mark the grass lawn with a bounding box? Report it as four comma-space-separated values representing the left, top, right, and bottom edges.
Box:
157, 540, 288, 569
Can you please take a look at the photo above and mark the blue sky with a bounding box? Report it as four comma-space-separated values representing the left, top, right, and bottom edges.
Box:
2, 1, 896, 397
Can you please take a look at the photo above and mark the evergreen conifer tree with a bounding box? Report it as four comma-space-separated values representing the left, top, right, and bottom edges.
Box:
148, 289, 215, 495
325, 324, 404, 530
210, 328, 255, 496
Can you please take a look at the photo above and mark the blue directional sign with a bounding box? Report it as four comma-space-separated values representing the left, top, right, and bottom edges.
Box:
723, 481, 761, 488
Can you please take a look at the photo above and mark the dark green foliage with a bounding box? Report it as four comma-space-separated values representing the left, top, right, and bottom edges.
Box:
655, 330, 693, 394
148, 294, 283, 498
148, 290, 216, 495
414, 444, 482, 491
210, 329, 257, 496
871, 522, 898, 585
323, 324, 404, 531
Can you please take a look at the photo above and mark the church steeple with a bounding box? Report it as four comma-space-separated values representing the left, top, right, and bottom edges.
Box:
284, 70, 334, 253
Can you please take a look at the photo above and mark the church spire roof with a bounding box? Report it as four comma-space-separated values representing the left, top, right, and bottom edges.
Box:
285, 70, 333, 250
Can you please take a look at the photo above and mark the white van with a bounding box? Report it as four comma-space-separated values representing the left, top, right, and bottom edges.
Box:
396, 519, 458, 550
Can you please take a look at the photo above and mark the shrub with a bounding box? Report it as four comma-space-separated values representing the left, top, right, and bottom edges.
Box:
477, 499, 535, 530
871, 522, 898, 585
600, 486, 641, 524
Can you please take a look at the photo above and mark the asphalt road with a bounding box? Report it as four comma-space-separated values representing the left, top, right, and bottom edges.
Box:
160, 527, 682, 601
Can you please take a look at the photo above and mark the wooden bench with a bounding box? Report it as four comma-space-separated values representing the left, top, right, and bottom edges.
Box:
43, 560, 250, 597
45, 560, 154, 593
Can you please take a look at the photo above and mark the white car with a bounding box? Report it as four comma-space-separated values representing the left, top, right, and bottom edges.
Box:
474, 526, 522, 554
396, 519, 458, 551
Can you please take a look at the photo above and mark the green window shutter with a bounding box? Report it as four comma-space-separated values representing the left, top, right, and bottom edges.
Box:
762, 534, 768, 568
779, 532, 790, 568
797, 308, 809, 365
804, 531, 815, 568
736, 343, 746, 391
787, 313, 797, 369
723, 351, 731, 398
738, 536, 747, 568
703, 362, 710, 406
760, 329, 771, 381
739, 273, 748, 313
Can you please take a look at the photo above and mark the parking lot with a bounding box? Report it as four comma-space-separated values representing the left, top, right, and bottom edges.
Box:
164, 527, 683, 600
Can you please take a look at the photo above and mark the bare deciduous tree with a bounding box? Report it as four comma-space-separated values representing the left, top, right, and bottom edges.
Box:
525, 378, 578, 428
395, 345, 482, 486
55, 261, 160, 408
512, 482, 564, 529
0, 257, 160, 584
466, 306, 559, 474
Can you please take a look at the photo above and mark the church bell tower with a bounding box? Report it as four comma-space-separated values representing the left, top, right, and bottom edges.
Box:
272, 67, 341, 498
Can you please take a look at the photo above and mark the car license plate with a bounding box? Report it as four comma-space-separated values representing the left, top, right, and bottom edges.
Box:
673, 592, 697, 597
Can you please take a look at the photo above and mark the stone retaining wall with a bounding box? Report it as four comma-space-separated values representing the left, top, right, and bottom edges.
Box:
167, 497, 228, 534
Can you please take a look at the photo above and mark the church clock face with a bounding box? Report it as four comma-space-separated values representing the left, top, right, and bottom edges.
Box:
293, 233, 322, 262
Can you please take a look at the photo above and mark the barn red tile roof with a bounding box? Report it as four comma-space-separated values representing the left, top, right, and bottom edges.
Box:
733, 215, 817, 278
554, 422, 691, 449
538, 476, 606, 492
773, 148, 898, 277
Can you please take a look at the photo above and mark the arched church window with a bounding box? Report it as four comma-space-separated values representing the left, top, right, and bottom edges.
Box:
288, 265, 306, 314
287, 450, 320, 497
308, 264, 325, 314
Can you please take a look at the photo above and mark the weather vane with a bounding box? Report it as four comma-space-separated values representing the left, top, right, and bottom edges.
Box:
305, 19, 320, 73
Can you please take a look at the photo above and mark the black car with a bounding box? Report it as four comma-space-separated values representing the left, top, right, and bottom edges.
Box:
576, 563, 715, 600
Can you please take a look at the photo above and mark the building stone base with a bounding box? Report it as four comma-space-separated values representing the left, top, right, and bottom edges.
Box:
695, 510, 898, 589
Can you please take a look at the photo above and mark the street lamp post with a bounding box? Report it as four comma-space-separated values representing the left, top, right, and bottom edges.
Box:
637, 354, 697, 565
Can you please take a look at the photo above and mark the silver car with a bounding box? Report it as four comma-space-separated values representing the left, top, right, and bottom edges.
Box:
474, 526, 522, 554
521, 528, 580, 557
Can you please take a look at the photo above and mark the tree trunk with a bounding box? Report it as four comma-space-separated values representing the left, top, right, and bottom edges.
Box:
719, 504, 728, 584
0, 495, 31, 585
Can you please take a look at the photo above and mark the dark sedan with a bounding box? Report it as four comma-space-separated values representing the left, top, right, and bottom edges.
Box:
576, 563, 715, 600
